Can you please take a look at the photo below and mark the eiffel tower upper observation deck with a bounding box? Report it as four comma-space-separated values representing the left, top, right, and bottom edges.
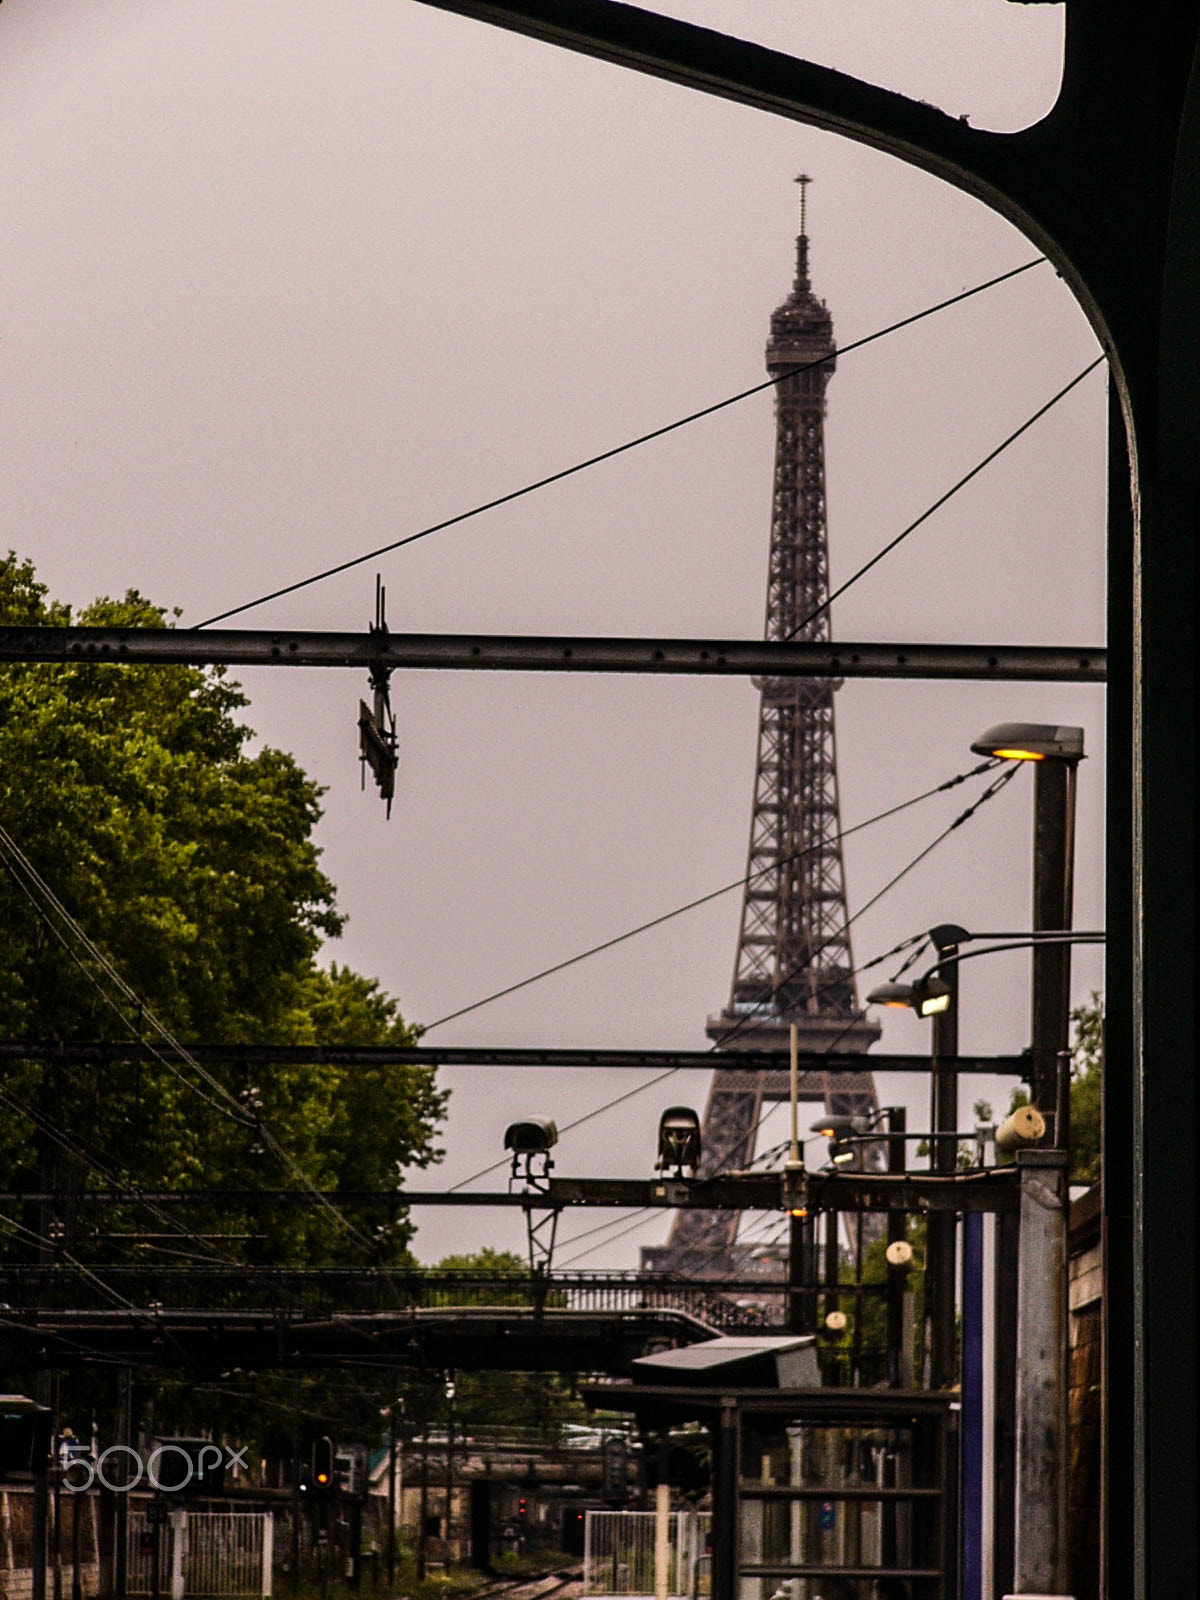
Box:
645, 181, 880, 1273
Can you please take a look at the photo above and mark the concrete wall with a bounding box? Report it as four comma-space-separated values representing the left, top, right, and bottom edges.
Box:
0, 1489, 101, 1600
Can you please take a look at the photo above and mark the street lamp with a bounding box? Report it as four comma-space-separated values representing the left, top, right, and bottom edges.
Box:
970, 721, 1084, 1129
866, 975, 953, 1017
971, 722, 1084, 764
971, 720, 1083, 1599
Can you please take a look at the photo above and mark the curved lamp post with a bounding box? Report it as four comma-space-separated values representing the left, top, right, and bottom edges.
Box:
970, 721, 1084, 1600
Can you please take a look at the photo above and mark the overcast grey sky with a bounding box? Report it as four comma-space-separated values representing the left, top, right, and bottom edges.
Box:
1, 1, 1106, 1266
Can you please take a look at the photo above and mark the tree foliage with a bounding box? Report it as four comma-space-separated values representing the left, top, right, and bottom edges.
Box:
428, 1249, 592, 1440
0, 552, 446, 1268
1002, 991, 1103, 1186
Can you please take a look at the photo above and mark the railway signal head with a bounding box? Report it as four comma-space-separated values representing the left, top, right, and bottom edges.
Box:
656, 1106, 702, 1177
311, 1436, 334, 1495
504, 1117, 558, 1184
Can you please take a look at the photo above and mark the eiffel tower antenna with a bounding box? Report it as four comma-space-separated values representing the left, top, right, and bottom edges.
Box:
649, 182, 881, 1274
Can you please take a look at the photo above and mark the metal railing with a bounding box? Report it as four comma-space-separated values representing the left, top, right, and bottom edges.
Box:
0, 1266, 790, 1331
583, 1511, 711, 1598
125, 1508, 272, 1599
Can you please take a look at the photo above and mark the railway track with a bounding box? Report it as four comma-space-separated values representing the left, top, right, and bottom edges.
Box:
466, 1563, 583, 1600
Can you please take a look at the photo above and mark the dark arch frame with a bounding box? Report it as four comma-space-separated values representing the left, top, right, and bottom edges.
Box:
409, 4, 1198, 1593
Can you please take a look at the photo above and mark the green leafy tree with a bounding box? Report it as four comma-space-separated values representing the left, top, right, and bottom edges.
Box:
429, 1249, 591, 1441
824, 1217, 927, 1381
1067, 993, 1103, 1185
1001, 992, 1103, 1185
0, 552, 446, 1267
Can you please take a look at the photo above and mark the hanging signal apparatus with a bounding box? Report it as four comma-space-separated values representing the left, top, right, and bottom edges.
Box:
358, 578, 399, 817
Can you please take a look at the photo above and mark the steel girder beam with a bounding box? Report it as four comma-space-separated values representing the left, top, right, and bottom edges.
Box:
0, 626, 1105, 681
0, 1169, 1019, 1212
406, 7, 1198, 1591
0, 1041, 1031, 1073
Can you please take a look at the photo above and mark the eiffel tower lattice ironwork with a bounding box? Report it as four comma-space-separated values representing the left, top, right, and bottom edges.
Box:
647, 182, 882, 1274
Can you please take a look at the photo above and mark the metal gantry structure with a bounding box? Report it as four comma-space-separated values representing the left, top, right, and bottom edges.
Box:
652, 196, 881, 1272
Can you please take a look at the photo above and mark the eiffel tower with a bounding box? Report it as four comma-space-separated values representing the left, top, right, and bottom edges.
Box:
645, 180, 881, 1275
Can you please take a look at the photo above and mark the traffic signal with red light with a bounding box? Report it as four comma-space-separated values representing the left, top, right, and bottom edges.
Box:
517, 1497, 527, 1520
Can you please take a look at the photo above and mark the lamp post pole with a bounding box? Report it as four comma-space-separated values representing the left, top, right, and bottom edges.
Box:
1014, 746, 1079, 1596
969, 721, 1083, 1594
885, 1106, 908, 1388
927, 931, 960, 1392
1032, 756, 1079, 1130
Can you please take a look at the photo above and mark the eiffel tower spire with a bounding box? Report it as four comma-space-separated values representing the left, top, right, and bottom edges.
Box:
648, 184, 881, 1273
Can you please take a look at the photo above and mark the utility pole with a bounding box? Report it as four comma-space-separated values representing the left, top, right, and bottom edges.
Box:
926, 929, 960, 1391
1012, 738, 1079, 1596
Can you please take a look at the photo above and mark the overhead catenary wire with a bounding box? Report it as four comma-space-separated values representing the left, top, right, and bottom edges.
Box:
784, 356, 1106, 643
425, 758, 998, 1031
532, 771, 1020, 1267
446, 763, 1015, 1200
194, 258, 1048, 629
704, 762, 1020, 1057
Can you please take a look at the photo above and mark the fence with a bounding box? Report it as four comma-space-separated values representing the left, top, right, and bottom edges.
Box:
583, 1511, 710, 1599
126, 1509, 273, 1599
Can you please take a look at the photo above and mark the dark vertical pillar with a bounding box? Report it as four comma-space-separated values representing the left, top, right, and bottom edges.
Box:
469, 1477, 492, 1573
52, 1434, 62, 1600
927, 945, 959, 1392
850, 1194, 865, 1384
1028, 742, 1077, 1594
416, 1425, 429, 1581
822, 1206, 840, 1381
32, 1448, 49, 1600
290, 1377, 301, 1594
114, 1369, 130, 1600
1031, 759, 1078, 1120
349, 1497, 362, 1591
711, 1402, 738, 1600
1102, 384, 1134, 1600
823, 1206, 840, 1311
960, 1211, 984, 1600
386, 1388, 398, 1585
787, 1211, 817, 1334
992, 1208, 1019, 1598
149, 1504, 161, 1600
885, 1106, 907, 1387
444, 1388, 455, 1565
70, 1486, 83, 1600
